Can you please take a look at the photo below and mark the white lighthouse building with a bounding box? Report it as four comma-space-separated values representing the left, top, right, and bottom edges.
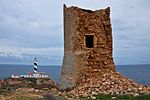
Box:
11, 58, 49, 78
33, 58, 38, 73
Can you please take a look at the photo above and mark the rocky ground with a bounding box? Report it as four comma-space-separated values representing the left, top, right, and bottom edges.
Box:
0, 78, 62, 100
0, 71, 150, 100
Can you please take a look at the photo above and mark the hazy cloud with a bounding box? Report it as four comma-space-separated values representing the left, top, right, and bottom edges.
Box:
0, 0, 150, 65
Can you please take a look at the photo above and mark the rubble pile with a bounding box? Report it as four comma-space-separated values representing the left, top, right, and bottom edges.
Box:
68, 70, 150, 97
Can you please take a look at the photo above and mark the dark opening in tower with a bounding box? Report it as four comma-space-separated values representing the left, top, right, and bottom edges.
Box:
86, 35, 94, 48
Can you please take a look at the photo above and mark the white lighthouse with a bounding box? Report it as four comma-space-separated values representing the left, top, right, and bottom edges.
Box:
11, 58, 49, 78
33, 58, 38, 73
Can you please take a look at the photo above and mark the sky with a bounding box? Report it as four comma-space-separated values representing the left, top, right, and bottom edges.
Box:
0, 0, 150, 65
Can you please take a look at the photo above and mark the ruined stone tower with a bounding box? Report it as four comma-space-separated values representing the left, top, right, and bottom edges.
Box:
60, 5, 115, 90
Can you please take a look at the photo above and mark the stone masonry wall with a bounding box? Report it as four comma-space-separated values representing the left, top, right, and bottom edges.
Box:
60, 5, 115, 90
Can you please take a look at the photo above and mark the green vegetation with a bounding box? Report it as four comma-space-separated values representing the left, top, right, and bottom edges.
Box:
81, 94, 150, 100
7, 96, 41, 100
26, 78, 37, 83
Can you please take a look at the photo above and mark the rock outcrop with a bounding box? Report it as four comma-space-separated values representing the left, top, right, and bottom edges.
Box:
0, 78, 58, 100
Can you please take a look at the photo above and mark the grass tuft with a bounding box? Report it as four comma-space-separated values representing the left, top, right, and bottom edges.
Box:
81, 94, 150, 100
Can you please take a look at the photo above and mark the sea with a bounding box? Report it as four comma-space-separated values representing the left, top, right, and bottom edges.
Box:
0, 64, 150, 86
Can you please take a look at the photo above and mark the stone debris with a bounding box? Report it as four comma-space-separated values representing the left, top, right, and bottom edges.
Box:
66, 70, 150, 97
